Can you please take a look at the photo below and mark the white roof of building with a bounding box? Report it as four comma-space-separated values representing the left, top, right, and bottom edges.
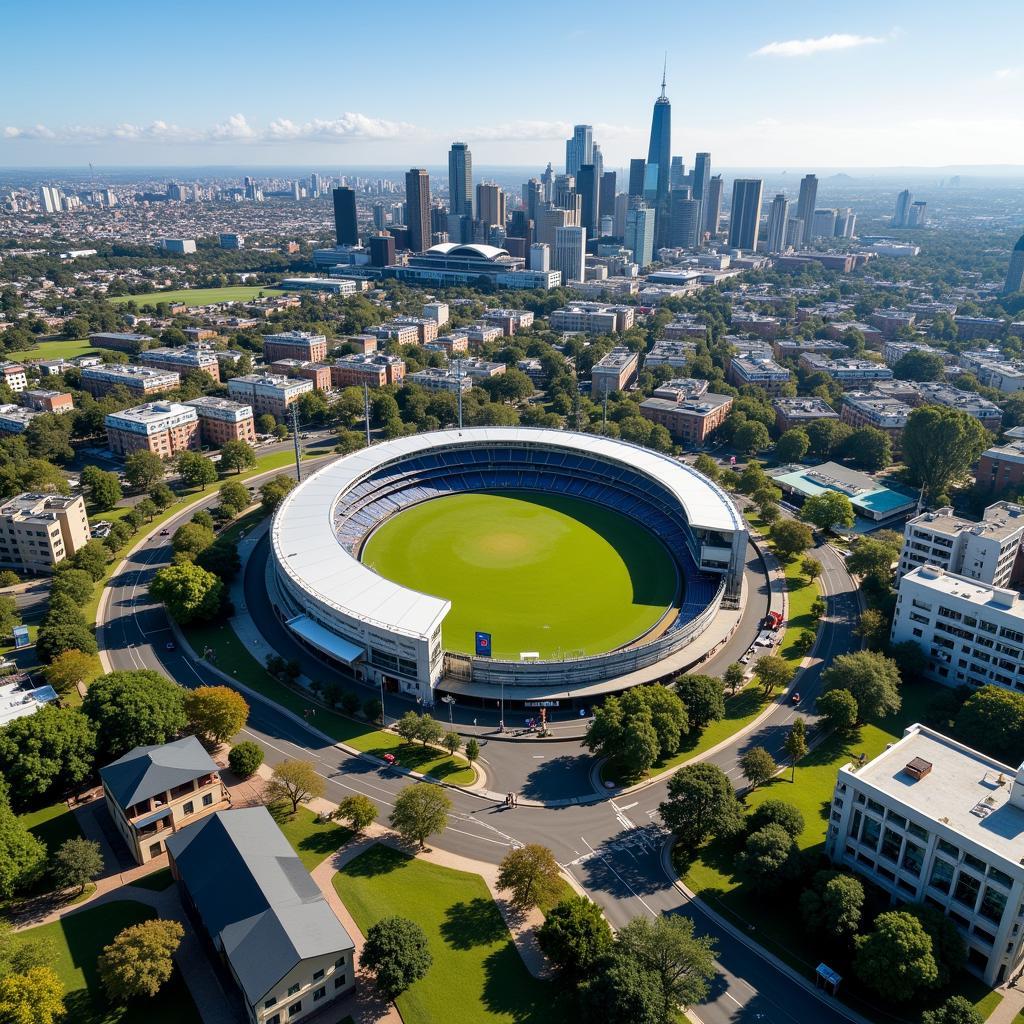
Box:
272, 428, 742, 640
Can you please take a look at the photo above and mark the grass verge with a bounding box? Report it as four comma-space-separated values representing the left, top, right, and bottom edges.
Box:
19, 801, 83, 853
275, 807, 353, 872
335, 845, 563, 1024
109, 286, 285, 306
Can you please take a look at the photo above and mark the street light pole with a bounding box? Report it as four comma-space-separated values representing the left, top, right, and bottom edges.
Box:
499, 678, 505, 733
379, 675, 386, 728
442, 693, 454, 727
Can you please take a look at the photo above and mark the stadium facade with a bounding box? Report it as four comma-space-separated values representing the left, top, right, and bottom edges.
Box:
269, 429, 747, 702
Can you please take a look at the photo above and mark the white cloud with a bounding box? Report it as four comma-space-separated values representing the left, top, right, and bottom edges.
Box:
751, 33, 887, 58
993, 67, 1022, 81
264, 113, 414, 141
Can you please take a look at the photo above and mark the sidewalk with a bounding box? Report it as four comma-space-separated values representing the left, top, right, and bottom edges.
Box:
986, 983, 1024, 1024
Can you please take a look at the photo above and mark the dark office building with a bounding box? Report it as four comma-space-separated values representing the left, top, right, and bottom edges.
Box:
332, 187, 358, 246
669, 189, 701, 248
728, 178, 764, 251
430, 207, 449, 235
369, 234, 396, 267
508, 210, 533, 251
628, 158, 647, 198
388, 226, 411, 251
405, 168, 431, 253
599, 171, 617, 220
576, 164, 599, 239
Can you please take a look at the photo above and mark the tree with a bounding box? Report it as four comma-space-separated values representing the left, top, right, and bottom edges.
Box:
736, 461, 769, 495
42, 650, 93, 696
693, 454, 719, 481
774, 427, 810, 464
954, 686, 1024, 765
442, 731, 461, 756
496, 844, 563, 911
51, 837, 103, 894
465, 737, 480, 765
218, 479, 250, 516
71, 540, 109, 581
389, 783, 451, 849
907, 903, 966, 987
894, 349, 946, 382
360, 916, 432, 998
35, 608, 96, 665
81, 466, 122, 511
148, 482, 175, 510
264, 759, 324, 814
748, 799, 804, 839
0, 706, 95, 806
0, 966, 66, 1024
854, 911, 939, 1002
136, 497, 158, 522
799, 869, 864, 942
227, 740, 263, 777
0, 781, 46, 899
415, 715, 444, 748
783, 717, 808, 781
256, 413, 277, 434
754, 654, 794, 696
260, 474, 295, 513
840, 427, 892, 472
676, 674, 725, 730
659, 762, 743, 846
124, 450, 165, 492
0, 570, 19, 588
82, 670, 187, 760
578, 955, 663, 1024
175, 451, 218, 490
396, 710, 421, 744
740, 746, 777, 789
801, 491, 855, 532
171, 522, 215, 560
0, 595, 18, 643
817, 688, 859, 733
902, 405, 991, 502
822, 650, 901, 721
616, 915, 718, 1016
723, 662, 745, 696
184, 686, 248, 745
97, 919, 183, 1001
801, 556, 822, 581
734, 420, 771, 455
103, 521, 134, 556
151, 562, 223, 624
49, 568, 94, 607
806, 417, 853, 459
336, 794, 377, 835
921, 997, 985, 1024
536, 897, 612, 981
195, 538, 241, 582
740, 823, 801, 890
770, 519, 813, 561
218, 440, 256, 475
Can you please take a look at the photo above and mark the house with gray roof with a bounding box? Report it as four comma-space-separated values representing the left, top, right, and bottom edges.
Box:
99, 735, 229, 864
167, 807, 355, 1024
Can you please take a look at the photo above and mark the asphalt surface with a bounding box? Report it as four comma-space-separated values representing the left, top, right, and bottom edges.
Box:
99, 463, 861, 1024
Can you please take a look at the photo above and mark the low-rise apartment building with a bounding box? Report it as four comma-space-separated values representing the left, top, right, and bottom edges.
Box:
891, 565, 1024, 693
897, 503, 1024, 587
645, 340, 697, 371
464, 323, 503, 348
227, 374, 313, 420
661, 314, 708, 340
882, 340, 950, 368
22, 389, 73, 414
639, 392, 733, 445
954, 316, 1007, 341
730, 311, 781, 338
141, 344, 222, 383
408, 367, 473, 393
869, 308, 917, 338
480, 308, 534, 335
591, 346, 639, 396
840, 391, 913, 447
88, 331, 152, 353
426, 333, 469, 355
772, 338, 848, 362
100, 736, 230, 864
977, 428, 1024, 493
914, 383, 1003, 433
105, 401, 200, 458
329, 354, 406, 389
727, 355, 791, 395
0, 362, 27, 393
800, 354, 894, 386
366, 322, 420, 347
81, 364, 180, 398
392, 316, 438, 345
261, 331, 328, 363
772, 397, 838, 432
652, 378, 709, 401
826, 723, 1024, 986
0, 493, 88, 572
183, 396, 256, 447
550, 303, 635, 334
459, 358, 506, 380
269, 360, 332, 391
0, 405, 38, 434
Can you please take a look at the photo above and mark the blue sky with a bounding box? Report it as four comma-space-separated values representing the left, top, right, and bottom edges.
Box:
3, 0, 1023, 169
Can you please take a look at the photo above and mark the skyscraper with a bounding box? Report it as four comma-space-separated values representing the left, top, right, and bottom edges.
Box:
811, 208, 837, 239
476, 183, 506, 227
592, 144, 604, 183
448, 142, 473, 219
728, 179, 763, 251
670, 156, 686, 190
692, 152, 711, 203
540, 163, 554, 203
668, 190, 701, 249
405, 168, 431, 253
614, 192, 630, 239
529, 243, 551, 272
565, 125, 593, 178
908, 201, 928, 228
576, 164, 599, 240
704, 175, 723, 235
553, 226, 586, 284
332, 186, 358, 247
795, 174, 818, 245
893, 189, 913, 227
765, 193, 789, 254
625, 202, 656, 268
628, 159, 647, 198
599, 171, 617, 220
523, 179, 544, 222
646, 64, 672, 247
372, 203, 388, 231
369, 234, 395, 268
1004, 233, 1024, 295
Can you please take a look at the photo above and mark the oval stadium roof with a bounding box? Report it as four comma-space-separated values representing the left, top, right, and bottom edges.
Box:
425, 242, 510, 260
271, 429, 744, 642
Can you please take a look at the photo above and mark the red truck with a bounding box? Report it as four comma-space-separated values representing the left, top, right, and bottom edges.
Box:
764, 610, 784, 631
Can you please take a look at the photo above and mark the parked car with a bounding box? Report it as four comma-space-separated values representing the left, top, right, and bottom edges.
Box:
790, 691, 801, 705
165, 640, 176, 651
382, 752, 397, 766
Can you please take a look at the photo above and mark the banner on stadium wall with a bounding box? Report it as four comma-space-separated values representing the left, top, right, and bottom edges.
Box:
475, 631, 492, 657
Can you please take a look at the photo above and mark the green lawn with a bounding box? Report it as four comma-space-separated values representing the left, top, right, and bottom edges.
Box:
362, 490, 678, 660
10, 900, 199, 1024
109, 286, 284, 307
679, 679, 1000, 1023
19, 801, 83, 853
335, 845, 563, 1024
276, 807, 353, 871
23, 337, 105, 361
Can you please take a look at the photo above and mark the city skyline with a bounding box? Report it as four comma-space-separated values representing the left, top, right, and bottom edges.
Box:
3, 0, 1023, 169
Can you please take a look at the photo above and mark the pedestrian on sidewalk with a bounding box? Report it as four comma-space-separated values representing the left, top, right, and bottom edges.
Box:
513, 793, 518, 807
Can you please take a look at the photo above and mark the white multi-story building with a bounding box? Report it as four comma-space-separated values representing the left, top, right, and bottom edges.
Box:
227, 374, 313, 420
549, 303, 635, 335
0, 362, 28, 393
645, 340, 697, 371
0, 493, 90, 573
898, 503, 1024, 587
727, 355, 791, 394
891, 565, 1024, 692
553, 226, 586, 285
799, 354, 894, 385
408, 368, 472, 393
826, 722, 1024, 985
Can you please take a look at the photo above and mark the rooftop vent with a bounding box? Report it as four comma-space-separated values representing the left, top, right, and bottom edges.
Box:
905, 757, 933, 781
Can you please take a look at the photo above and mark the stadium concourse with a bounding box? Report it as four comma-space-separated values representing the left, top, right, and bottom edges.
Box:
269, 427, 754, 708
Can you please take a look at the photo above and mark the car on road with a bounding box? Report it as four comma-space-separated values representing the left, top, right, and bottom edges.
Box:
165, 640, 176, 651
790, 691, 801, 704
159, 529, 170, 536
740, 651, 753, 665
382, 752, 397, 766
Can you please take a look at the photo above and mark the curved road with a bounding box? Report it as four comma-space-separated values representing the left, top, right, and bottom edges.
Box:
99, 464, 860, 1024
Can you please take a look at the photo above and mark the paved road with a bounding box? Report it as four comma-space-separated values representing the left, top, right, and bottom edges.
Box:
100, 468, 861, 1024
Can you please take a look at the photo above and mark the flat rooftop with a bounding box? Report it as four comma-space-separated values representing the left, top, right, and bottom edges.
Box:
850, 724, 1024, 866
909, 502, 1024, 541
901, 565, 1024, 615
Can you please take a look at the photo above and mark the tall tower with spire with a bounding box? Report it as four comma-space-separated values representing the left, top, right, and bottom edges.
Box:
646, 56, 672, 249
